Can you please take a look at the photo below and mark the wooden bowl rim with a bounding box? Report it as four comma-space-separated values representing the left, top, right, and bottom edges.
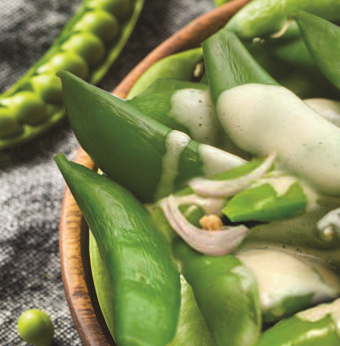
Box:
59, 0, 251, 344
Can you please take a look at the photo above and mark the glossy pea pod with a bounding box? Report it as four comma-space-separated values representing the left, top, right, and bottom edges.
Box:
170, 237, 262, 346
236, 248, 340, 324
202, 28, 279, 104
224, 0, 340, 40
127, 81, 223, 147
126, 47, 204, 99
58, 70, 246, 203
55, 153, 181, 346
256, 299, 340, 346
293, 10, 340, 91
90, 234, 217, 346
0, 0, 144, 149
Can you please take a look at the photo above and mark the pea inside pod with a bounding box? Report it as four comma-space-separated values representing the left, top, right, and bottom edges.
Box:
0, 0, 145, 150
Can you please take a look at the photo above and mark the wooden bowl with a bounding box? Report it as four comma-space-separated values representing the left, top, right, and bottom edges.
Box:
59, 0, 251, 344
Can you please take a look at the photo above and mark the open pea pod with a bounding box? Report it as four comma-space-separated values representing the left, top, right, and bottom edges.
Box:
55, 153, 181, 346
58, 71, 245, 203
293, 10, 340, 91
202, 28, 278, 103
0, 0, 144, 150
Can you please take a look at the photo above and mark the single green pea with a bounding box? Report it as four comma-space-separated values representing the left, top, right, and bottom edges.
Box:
37, 52, 89, 80
61, 32, 106, 66
87, 0, 132, 19
73, 10, 120, 42
17, 309, 54, 346
31, 74, 63, 104
0, 107, 23, 138
2, 92, 47, 125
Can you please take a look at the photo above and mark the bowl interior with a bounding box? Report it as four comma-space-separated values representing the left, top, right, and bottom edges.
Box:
59, 0, 252, 345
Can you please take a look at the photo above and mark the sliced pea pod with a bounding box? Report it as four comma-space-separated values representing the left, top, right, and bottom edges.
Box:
237, 249, 340, 323
58, 71, 246, 203
223, 174, 311, 223
0, 0, 144, 150
256, 299, 340, 346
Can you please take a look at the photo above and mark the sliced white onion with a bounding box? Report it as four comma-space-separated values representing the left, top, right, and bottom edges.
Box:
188, 152, 276, 198
161, 195, 249, 256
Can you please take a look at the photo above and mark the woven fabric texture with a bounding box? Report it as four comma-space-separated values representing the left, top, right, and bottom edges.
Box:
0, 0, 214, 345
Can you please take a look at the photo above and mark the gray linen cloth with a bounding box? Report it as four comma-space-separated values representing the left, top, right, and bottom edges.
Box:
0, 0, 214, 345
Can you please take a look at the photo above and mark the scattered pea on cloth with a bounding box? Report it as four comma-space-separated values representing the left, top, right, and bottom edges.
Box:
0, 0, 215, 345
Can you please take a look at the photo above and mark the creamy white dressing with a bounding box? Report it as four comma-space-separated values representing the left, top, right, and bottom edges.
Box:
216, 84, 340, 196
304, 98, 340, 128
198, 144, 246, 177
154, 130, 190, 200
169, 89, 219, 145
236, 249, 340, 314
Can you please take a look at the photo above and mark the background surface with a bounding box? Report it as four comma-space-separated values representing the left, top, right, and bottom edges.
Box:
0, 0, 215, 344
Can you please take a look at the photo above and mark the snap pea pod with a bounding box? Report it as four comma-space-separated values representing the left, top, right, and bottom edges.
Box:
90, 234, 217, 345
0, 0, 144, 150
130, 78, 208, 97
89, 232, 115, 339
236, 249, 340, 324
129, 79, 250, 159
55, 153, 181, 346
127, 47, 204, 99
128, 86, 221, 147
209, 78, 340, 197
256, 299, 340, 346
202, 28, 278, 104
58, 70, 246, 203
293, 10, 340, 91
245, 26, 339, 100
171, 238, 262, 346
225, 0, 340, 40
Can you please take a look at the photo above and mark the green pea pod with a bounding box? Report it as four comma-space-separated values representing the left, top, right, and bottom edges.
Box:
58, 70, 246, 202
0, 0, 144, 150
225, 0, 340, 40
54, 153, 181, 346
293, 10, 340, 90
202, 28, 278, 103
90, 233, 216, 346
127, 47, 204, 99
172, 238, 262, 346
132, 78, 208, 97
237, 249, 340, 324
256, 299, 340, 346
89, 232, 115, 339
223, 177, 310, 223
128, 86, 220, 147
